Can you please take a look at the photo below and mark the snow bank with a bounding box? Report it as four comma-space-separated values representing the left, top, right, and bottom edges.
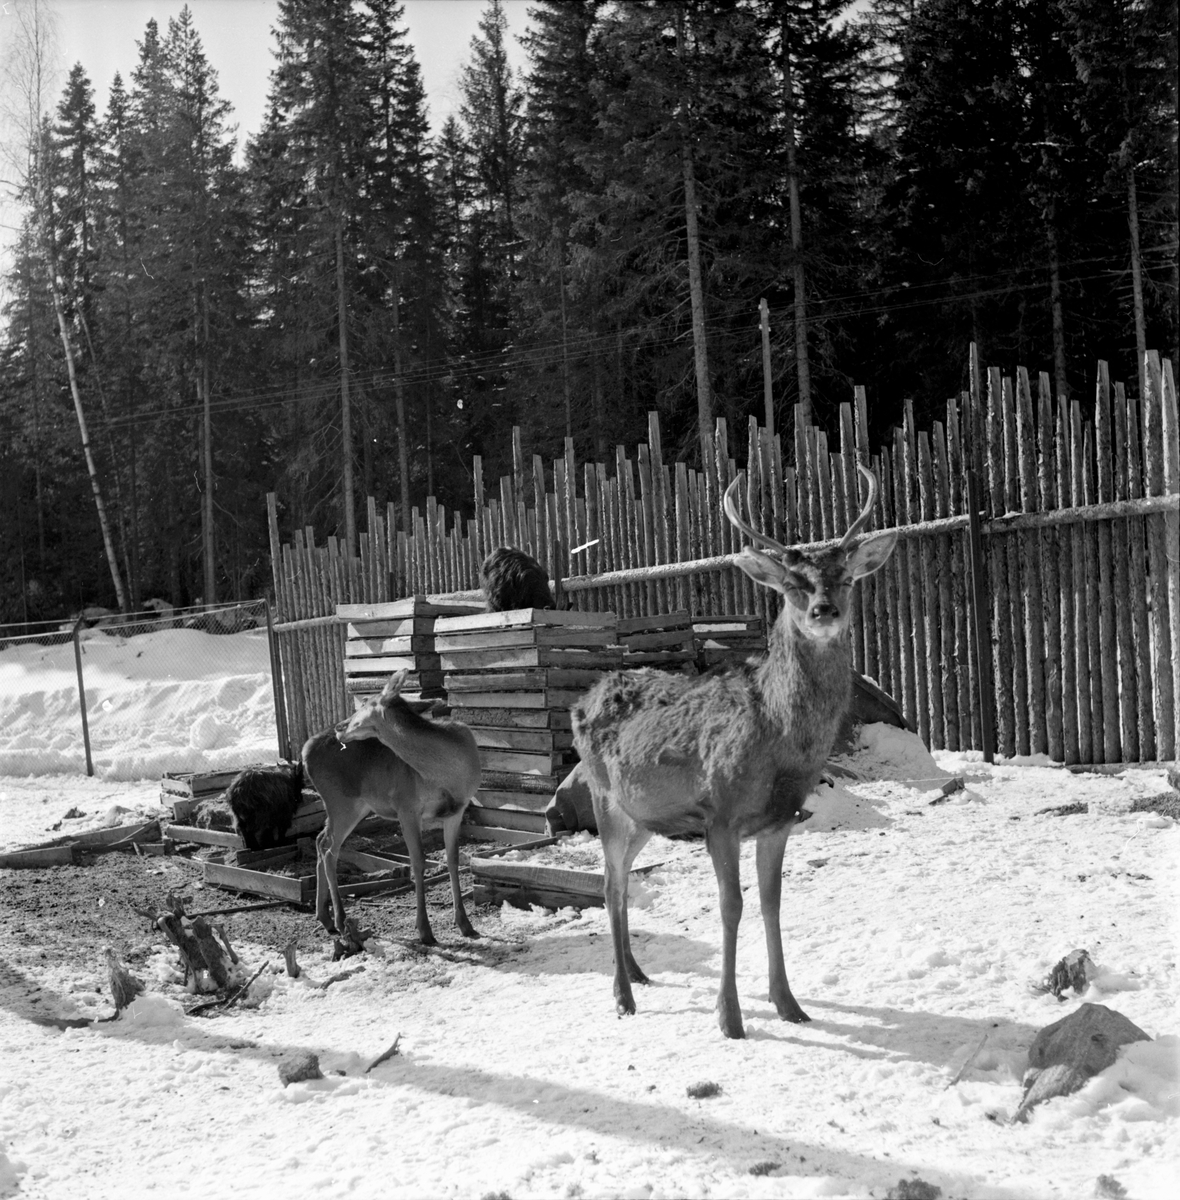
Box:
0, 628, 278, 780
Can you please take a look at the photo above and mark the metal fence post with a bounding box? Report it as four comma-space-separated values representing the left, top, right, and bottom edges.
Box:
72, 617, 94, 776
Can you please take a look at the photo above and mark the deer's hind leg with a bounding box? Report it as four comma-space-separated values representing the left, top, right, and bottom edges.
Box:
756, 824, 810, 1023
315, 806, 362, 935
594, 788, 653, 1016
441, 804, 479, 939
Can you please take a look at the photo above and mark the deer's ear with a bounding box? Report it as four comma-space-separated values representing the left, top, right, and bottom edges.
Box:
734, 547, 787, 591
847, 531, 897, 578
380, 669, 408, 701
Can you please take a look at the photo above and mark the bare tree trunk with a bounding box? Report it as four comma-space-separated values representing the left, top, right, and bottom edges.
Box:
335, 217, 357, 550
200, 292, 215, 605
782, 18, 812, 425
676, 11, 714, 459
559, 243, 572, 441
1127, 165, 1148, 398
1045, 200, 1069, 400
390, 260, 410, 534
47, 272, 128, 611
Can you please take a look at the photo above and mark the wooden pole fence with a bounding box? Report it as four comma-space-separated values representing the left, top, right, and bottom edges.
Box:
266, 350, 1179, 765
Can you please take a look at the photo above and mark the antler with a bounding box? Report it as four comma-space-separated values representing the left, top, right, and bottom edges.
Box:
838, 464, 878, 550
723, 476, 788, 553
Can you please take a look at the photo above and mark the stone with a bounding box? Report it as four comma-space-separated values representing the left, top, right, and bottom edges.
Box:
1014, 1003, 1150, 1122
277, 1051, 323, 1086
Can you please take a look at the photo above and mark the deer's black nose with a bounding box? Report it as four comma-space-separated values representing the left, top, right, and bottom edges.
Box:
810, 601, 838, 620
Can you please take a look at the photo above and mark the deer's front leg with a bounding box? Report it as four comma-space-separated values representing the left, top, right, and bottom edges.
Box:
399, 814, 435, 946
706, 822, 745, 1039
756, 825, 810, 1023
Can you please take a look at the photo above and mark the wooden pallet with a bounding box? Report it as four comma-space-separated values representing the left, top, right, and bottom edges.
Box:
341, 597, 483, 698
619, 610, 696, 668
470, 857, 660, 910
202, 845, 414, 905
693, 614, 767, 667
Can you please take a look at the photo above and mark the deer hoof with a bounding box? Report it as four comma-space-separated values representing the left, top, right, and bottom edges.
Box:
458, 922, 481, 940
626, 962, 649, 985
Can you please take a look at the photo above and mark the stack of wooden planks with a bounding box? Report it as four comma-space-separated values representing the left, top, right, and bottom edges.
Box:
338, 597, 485, 706
159, 768, 246, 822
692, 614, 767, 669
618, 610, 697, 672
434, 607, 623, 835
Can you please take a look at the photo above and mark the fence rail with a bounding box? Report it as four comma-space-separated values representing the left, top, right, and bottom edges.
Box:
268, 349, 1179, 767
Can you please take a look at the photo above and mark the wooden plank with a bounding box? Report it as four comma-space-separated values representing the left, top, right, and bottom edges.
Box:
474, 789, 557, 812
336, 599, 483, 619
1111, 379, 1140, 760
1002, 377, 1030, 756
72, 820, 160, 848
932, 419, 958, 751
450, 706, 571, 730
336, 848, 412, 877
1054, 390, 1079, 763
1143, 351, 1176, 758
342, 654, 436, 675
343, 624, 441, 643
986, 369, 1014, 757
446, 689, 587, 709
162, 825, 245, 849
617, 611, 692, 635
1125, 389, 1156, 757
917, 430, 943, 747
479, 747, 570, 775
1069, 400, 1093, 763
472, 726, 573, 752
433, 609, 617, 633
0, 846, 76, 868
464, 806, 548, 833
444, 670, 610, 692
432, 627, 616, 650
1094, 362, 1120, 762
1017, 369, 1047, 756
947, 397, 973, 750
344, 635, 437, 655
461, 825, 545, 845
203, 861, 310, 904
1082, 420, 1106, 759
1161, 358, 1180, 757
473, 882, 602, 911
471, 858, 604, 897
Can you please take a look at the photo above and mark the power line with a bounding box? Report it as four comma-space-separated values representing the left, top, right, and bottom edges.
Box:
98, 252, 1163, 430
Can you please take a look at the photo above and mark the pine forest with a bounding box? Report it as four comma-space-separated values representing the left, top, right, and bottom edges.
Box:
0, 0, 1176, 624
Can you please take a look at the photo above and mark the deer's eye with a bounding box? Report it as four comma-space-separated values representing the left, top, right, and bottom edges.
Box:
785, 573, 812, 593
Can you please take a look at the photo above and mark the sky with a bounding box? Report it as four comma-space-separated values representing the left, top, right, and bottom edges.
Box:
0, 0, 534, 274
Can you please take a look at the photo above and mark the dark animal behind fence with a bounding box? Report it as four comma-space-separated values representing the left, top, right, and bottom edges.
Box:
225, 762, 304, 851
480, 547, 556, 611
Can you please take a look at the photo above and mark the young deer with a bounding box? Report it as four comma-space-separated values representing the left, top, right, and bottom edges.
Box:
572, 466, 896, 1038
302, 672, 482, 945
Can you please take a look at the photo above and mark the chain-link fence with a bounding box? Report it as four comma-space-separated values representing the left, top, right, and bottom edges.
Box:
0, 601, 283, 779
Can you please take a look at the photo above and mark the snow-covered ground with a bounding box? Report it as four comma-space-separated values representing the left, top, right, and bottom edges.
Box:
0, 627, 280, 778
1, 632, 1178, 1199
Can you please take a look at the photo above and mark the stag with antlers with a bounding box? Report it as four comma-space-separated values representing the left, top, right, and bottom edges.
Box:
571, 466, 897, 1038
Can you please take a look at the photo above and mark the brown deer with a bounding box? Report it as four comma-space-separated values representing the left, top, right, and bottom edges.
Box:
302, 672, 482, 945
571, 466, 897, 1038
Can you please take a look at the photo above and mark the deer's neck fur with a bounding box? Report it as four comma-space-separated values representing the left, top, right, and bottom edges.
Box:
755, 614, 852, 773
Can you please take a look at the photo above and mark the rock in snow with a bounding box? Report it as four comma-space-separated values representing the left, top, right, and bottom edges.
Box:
1015, 1002, 1151, 1122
